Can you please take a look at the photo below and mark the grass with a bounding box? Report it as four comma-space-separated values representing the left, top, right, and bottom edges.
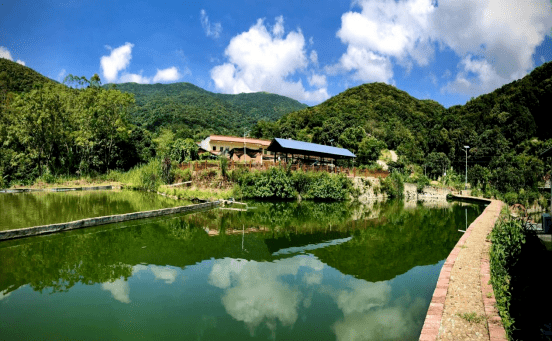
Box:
486, 292, 493, 298
457, 312, 485, 324
157, 185, 234, 201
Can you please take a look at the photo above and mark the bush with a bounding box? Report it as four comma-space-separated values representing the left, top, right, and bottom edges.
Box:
502, 192, 519, 205
174, 168, 191, 182
414, 174, 430, 193
381, 171, 405, 198
302, 172, 350, 200
235, 168, 352, 200
238, 167, 296, 199
490, 218, 526, 338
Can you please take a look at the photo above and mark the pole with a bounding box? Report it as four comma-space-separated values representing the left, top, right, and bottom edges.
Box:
463, 145, 469, 191
465, 149, 467, 190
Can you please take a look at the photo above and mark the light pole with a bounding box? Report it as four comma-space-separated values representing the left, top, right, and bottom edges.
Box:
463, 145, 470, 190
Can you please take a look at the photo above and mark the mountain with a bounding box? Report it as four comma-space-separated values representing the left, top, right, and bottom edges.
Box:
267, 62, 552, 165
0, 58, 57, 93
109, 82, 308, 136
271, 82, 447, 163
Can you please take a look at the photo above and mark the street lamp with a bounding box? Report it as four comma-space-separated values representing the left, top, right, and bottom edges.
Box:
463, 145, 470, 190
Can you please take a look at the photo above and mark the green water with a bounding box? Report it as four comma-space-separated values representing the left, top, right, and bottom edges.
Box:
0, 199, 483, 340
0, 190, 188, 231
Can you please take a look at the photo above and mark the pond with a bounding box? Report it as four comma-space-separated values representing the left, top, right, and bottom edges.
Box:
0, 199, 483, 340
0, 190, 188, 231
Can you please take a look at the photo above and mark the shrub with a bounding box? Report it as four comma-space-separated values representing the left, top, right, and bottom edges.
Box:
303, 172, 350, 200
490, 218, 526, 338
414, 174, 430, 193
502, 192, 519, 205
381, 171, 405, 198
174, 168, 191, 182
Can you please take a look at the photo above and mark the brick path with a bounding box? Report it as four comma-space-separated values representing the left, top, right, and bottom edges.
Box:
419, 199, 507, 341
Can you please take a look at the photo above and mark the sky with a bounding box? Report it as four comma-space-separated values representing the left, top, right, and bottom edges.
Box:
1, 0, 552, 108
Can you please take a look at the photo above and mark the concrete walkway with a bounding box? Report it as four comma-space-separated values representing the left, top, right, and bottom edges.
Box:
420, 198, 507, 341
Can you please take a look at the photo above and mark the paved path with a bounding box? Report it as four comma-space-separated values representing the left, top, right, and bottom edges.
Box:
420, 199, 507, 341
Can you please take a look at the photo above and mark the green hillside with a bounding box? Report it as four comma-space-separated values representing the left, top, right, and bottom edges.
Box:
109, 82, 307, 136
0, 58, 57, 93
252, 62, 552, 198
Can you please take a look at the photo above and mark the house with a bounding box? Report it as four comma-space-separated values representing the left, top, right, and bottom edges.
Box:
198, 135, 273, 163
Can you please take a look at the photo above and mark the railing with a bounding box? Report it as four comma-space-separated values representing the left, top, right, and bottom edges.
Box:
179, 160, 390, 178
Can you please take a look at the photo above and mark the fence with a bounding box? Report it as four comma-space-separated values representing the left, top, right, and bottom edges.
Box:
179, 160, 389, 178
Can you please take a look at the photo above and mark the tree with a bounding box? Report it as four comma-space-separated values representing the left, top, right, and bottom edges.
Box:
339, 126, 366, 154
357, 136, 386, 165
425, 152, 451, 179
170, 138, 199, 163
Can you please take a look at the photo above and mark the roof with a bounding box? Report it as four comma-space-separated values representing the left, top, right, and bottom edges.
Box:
267, 138, 356, 159
210, 135, 271, 146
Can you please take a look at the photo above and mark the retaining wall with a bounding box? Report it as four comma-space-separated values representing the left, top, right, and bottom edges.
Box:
0, 201, 219, 241
0, 185, 115, 193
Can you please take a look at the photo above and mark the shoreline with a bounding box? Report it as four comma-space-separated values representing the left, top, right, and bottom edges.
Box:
419, 196, 506, 341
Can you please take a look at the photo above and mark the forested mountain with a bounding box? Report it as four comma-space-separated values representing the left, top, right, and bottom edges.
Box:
3, 56, 552, 198
0, 58, 57, 93
251, 61, 552, 195
109, 82, 307, 136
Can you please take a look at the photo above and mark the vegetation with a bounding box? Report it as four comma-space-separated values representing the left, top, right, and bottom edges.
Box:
250, 62, 552, 202
0, 59, 305, 188
109, 82, 306, 138
235, 167, 351, 200
457, 312, 485, 324
489, 214, 552, 340
3, 57, 552, 203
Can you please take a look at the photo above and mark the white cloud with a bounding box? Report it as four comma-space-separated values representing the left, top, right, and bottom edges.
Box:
210, 17, 330, 103
308, 73, 327, 87
0, 46, 13, 60
273, 15, 285, 37
100, 43, 185, 84
309, 50, 318, 64
208, 256, 325, 336
325, 278, 427, 341
100, 42, 134, 83
119, 72, 150, 84
133, 264, 178, 284
200, 9, 222, 39
101, 278, 131, 304
0, 46, 26, 66
331, 0, 435, 82
57, 69, 67, 82
433, 0, 552, 95
153, 66, 182, 83
328, 45, 394, 83
332, 0, 552, 96
441, 54, 505, 96
149, 265, 178, 284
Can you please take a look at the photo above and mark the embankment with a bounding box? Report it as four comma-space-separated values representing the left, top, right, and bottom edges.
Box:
0, 201, 219, 241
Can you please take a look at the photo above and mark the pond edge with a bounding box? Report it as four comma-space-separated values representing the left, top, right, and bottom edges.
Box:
419, 196, 507, 341
0, 201, 220, 241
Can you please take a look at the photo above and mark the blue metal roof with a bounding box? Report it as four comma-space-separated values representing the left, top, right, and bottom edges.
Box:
269, 138, 356, 158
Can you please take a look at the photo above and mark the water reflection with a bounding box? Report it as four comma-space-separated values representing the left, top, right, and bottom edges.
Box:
0, 199, 483, 340
0, 190, 187, 231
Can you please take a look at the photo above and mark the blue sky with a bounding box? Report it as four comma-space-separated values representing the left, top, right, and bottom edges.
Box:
1, 0, 552, 108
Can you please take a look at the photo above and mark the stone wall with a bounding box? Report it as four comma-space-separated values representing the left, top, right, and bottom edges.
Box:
351, 177, 387, 203
352, 177, 450, 203
0, 201, 219, 241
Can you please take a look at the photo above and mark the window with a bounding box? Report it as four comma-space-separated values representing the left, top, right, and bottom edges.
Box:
213, 146, 216, 151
